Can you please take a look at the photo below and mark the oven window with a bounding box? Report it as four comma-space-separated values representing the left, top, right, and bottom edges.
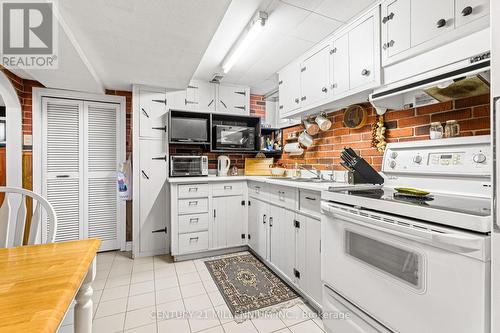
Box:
345, 231, 422, 288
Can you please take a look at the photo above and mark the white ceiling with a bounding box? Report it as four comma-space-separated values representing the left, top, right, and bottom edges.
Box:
55, 0, 231, 91
194, 0, 378, 94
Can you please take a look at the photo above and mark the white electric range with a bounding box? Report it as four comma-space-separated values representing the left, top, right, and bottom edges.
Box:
320, 135, 492, 333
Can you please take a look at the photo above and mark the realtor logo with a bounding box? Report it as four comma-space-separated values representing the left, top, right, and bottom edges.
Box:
0, 0, 58, 68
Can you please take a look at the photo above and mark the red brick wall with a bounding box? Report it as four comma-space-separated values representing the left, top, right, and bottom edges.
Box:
277, 94, 491, 171
250, 94, 265, 118
105, 90, 133, 155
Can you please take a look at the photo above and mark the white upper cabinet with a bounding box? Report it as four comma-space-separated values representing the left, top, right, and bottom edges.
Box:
348, 15, 376, 90
455, 0, 490, 28
331, 33, 350, 96
411, 0, 455, 47
139, 89, 167, 138
278, 62, 301, 117
197, 81, 217, 111
299, 43, 331, 108
381, 0, 411, 61
217, 84, 249, 115
166, 90, 187, 110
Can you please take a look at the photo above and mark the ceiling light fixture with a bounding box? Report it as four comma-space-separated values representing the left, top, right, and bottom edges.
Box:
221, 11, 268, 74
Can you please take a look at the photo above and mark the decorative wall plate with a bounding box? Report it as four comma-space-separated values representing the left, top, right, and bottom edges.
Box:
343, 105, 367, 129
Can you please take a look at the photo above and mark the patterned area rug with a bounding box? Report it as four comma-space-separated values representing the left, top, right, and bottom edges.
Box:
204, 253, 298, 316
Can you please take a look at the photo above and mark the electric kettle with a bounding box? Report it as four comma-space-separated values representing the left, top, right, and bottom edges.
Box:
217, 156, 231, 176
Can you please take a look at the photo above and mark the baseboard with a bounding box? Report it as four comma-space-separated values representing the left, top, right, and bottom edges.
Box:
173, 246, 249, 262
124, 241, 132, 251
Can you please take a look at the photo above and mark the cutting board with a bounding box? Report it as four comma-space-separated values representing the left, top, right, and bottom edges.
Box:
244, 158, 274, 176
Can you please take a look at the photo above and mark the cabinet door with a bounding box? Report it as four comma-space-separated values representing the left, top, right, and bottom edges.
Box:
197, 81, 217, 111
411, 0, 455, 47
185, 82, 199, 110
382, 0, 411, 60
455, 0, 490, 28
139, 89, 167, 138
166, 90, 186, 110
139, 139, 168, 253
269, 205, 295, 281
349, 15, 376, 90
248, 199, 268, 259
278, 63, 301, 116
295, 214, 322, 305
331, 33, 350, 96
217, 84, 249, 115
300, 44, 331, 108
213, 195, 246, 248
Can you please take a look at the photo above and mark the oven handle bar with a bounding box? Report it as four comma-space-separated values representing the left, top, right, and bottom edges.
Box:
321, 202, 483, 253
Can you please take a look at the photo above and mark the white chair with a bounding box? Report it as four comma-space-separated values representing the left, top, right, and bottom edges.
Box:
0, 186, 57, 247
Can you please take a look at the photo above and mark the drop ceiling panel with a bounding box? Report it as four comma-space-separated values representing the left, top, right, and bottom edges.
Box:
315, 0, 379, 22
289, 13, 343, 42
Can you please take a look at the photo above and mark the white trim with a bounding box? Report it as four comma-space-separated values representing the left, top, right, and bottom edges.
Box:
32, 87, 126, 251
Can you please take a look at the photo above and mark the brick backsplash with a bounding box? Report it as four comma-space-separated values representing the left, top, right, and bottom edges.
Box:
277, 93, 491, 171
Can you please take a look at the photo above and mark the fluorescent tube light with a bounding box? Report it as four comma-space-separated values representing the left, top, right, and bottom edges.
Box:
222, 11, 268, 74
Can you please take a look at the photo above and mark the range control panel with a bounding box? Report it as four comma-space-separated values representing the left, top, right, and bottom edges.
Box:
382, 136, 490, 176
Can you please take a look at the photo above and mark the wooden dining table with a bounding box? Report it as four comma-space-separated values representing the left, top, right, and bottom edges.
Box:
0, 239, 101, 333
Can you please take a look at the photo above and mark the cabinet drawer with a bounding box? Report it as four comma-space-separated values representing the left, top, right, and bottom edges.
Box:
178, 198, 208, 214
178, 213, 209, 234
269, 185, 296, 210
178, 231, 209, 254
299, 190, 321, 217
178, 184, 209, 198
248, 181, 269, 200
212, 182, 244, 196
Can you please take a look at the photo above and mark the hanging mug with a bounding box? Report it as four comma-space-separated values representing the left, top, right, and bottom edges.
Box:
315, 113, 332, 131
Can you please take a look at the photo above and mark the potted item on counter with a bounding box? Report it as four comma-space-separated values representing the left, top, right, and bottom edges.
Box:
270, 163, 286, 177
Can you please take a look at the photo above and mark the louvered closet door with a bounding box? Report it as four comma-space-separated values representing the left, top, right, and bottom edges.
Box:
85, 101, 120, 251
42, 97, 84, 243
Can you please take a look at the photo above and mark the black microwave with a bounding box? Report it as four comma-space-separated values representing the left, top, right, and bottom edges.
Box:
214, 125, 256, 150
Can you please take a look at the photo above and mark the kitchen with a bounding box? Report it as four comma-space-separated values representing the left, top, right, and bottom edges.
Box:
0, 0, 498, 333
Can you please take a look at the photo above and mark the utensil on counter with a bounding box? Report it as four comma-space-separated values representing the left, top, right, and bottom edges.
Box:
298, 130, 314, 148
340, 147, 384, 185
303, 118, 320, 136
315, 113, 332, 131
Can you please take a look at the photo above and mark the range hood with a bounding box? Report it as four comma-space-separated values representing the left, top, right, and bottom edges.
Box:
370, 54, 490, 115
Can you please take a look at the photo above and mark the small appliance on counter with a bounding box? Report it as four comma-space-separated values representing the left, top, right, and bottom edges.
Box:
339, 147, 384, 185
170, 156, 208, 177
214, 124, 256, 151
217, 155, 230, 176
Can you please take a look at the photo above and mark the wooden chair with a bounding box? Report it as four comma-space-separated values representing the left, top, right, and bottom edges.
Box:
0, 187, 57, 247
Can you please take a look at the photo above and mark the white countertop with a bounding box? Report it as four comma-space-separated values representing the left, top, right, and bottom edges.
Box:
167, 175, 358, 192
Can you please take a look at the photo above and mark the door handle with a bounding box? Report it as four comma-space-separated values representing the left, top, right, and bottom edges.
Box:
56, 175, 70, 178
141, 108, 149, 118
208, 99, 214, 107
152, 155, 167, 161
152, 126, 167, 132
152, 227, 167, 234
269, 217, 273, 227
141, 170, 149, 179
235, 106, 246, 110
185, 99, 197, 105
436, 18, 447, 28
263, 214, 267, 224
461, 6, 473, 16
220, 100, 227, 109
382, 12, 394, 24
152, 99, 167, 105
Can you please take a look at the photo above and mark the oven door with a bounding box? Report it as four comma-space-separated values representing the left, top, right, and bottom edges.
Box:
321, 201, 489, 333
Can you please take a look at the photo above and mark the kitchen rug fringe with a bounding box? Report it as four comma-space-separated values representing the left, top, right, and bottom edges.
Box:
232, 297, 303, 323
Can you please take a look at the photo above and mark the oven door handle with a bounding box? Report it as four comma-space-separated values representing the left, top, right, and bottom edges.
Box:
322, 202, 484, 253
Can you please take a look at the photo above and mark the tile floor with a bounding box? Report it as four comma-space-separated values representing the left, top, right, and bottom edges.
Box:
58, 251, 325, 333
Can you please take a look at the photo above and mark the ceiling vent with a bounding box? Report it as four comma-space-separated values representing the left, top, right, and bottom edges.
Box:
210, 73, 224, 83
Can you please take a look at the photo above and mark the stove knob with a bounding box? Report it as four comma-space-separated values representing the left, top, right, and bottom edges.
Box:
473, 153, 487, 164
413, 155, 422, 164
389, 160, 397, 168
390, 151, 398, 159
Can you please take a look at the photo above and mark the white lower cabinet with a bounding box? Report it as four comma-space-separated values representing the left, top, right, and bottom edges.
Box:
248, 198, 268, 260
212, 195, 246, 248
269, 204, 296, 281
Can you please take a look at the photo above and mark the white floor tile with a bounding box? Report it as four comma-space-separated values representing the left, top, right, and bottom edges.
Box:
129, 280, 155, 296
132, 270, 155, 284
133, 263, 155, 273
251, 316, 286, 333
198, 325, 225, 333
202, 279, 218, 293
92, 290, 103, 308
180, 282, 206, 298
214, 304, 233, 324
109, 266, 133, 277
156, 299, 186, 320
280, 305, 308, 327
273, 329, 292, 333
223, 320, 259, 333
178, 271, 202, 286
189, 307, 221, 332
92, 312, 125, 333
93, 278, 107, 291
157, 318, 190, 333
155, 276, 178, 290
95, 297, 128, 318
156, 286, 182, 304
57, 324, 74, 333
95, 269, 110, 280
128, 292, 156, 311
154, 267, 177, 279
101, 285, 130, 302
207, 291, 225, 307
124, 305, 157, 330
125, 323, 157, 333
184, 294, 213, 312
106, 274, 131, 288
288, 319, 324, 333
198, 270, 213, 281
175, 261, 197, 274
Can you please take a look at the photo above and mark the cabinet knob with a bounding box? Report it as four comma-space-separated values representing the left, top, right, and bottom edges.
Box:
382, 12, 394, 24
321, 87, 328, 93
278, 80, 283, 85
361, 69, 370, 76
301, 96, 307, 101
279, 105, 284, 110
461, 6, 473, 16
436, 19, 447, 28
330, 47, 337, 55
295, 98, 300, 103
331, 83, 338, 89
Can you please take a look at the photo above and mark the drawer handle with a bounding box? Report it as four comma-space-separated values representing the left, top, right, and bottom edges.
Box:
224, 185, 233, 190
189, 237, 199, 242
189, 218, 199, 223
188, 187, 198, 192
461, 6, 473, 16
305, 196, 317, 201
188, 201, 198, 206
436, 18, 447, 28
